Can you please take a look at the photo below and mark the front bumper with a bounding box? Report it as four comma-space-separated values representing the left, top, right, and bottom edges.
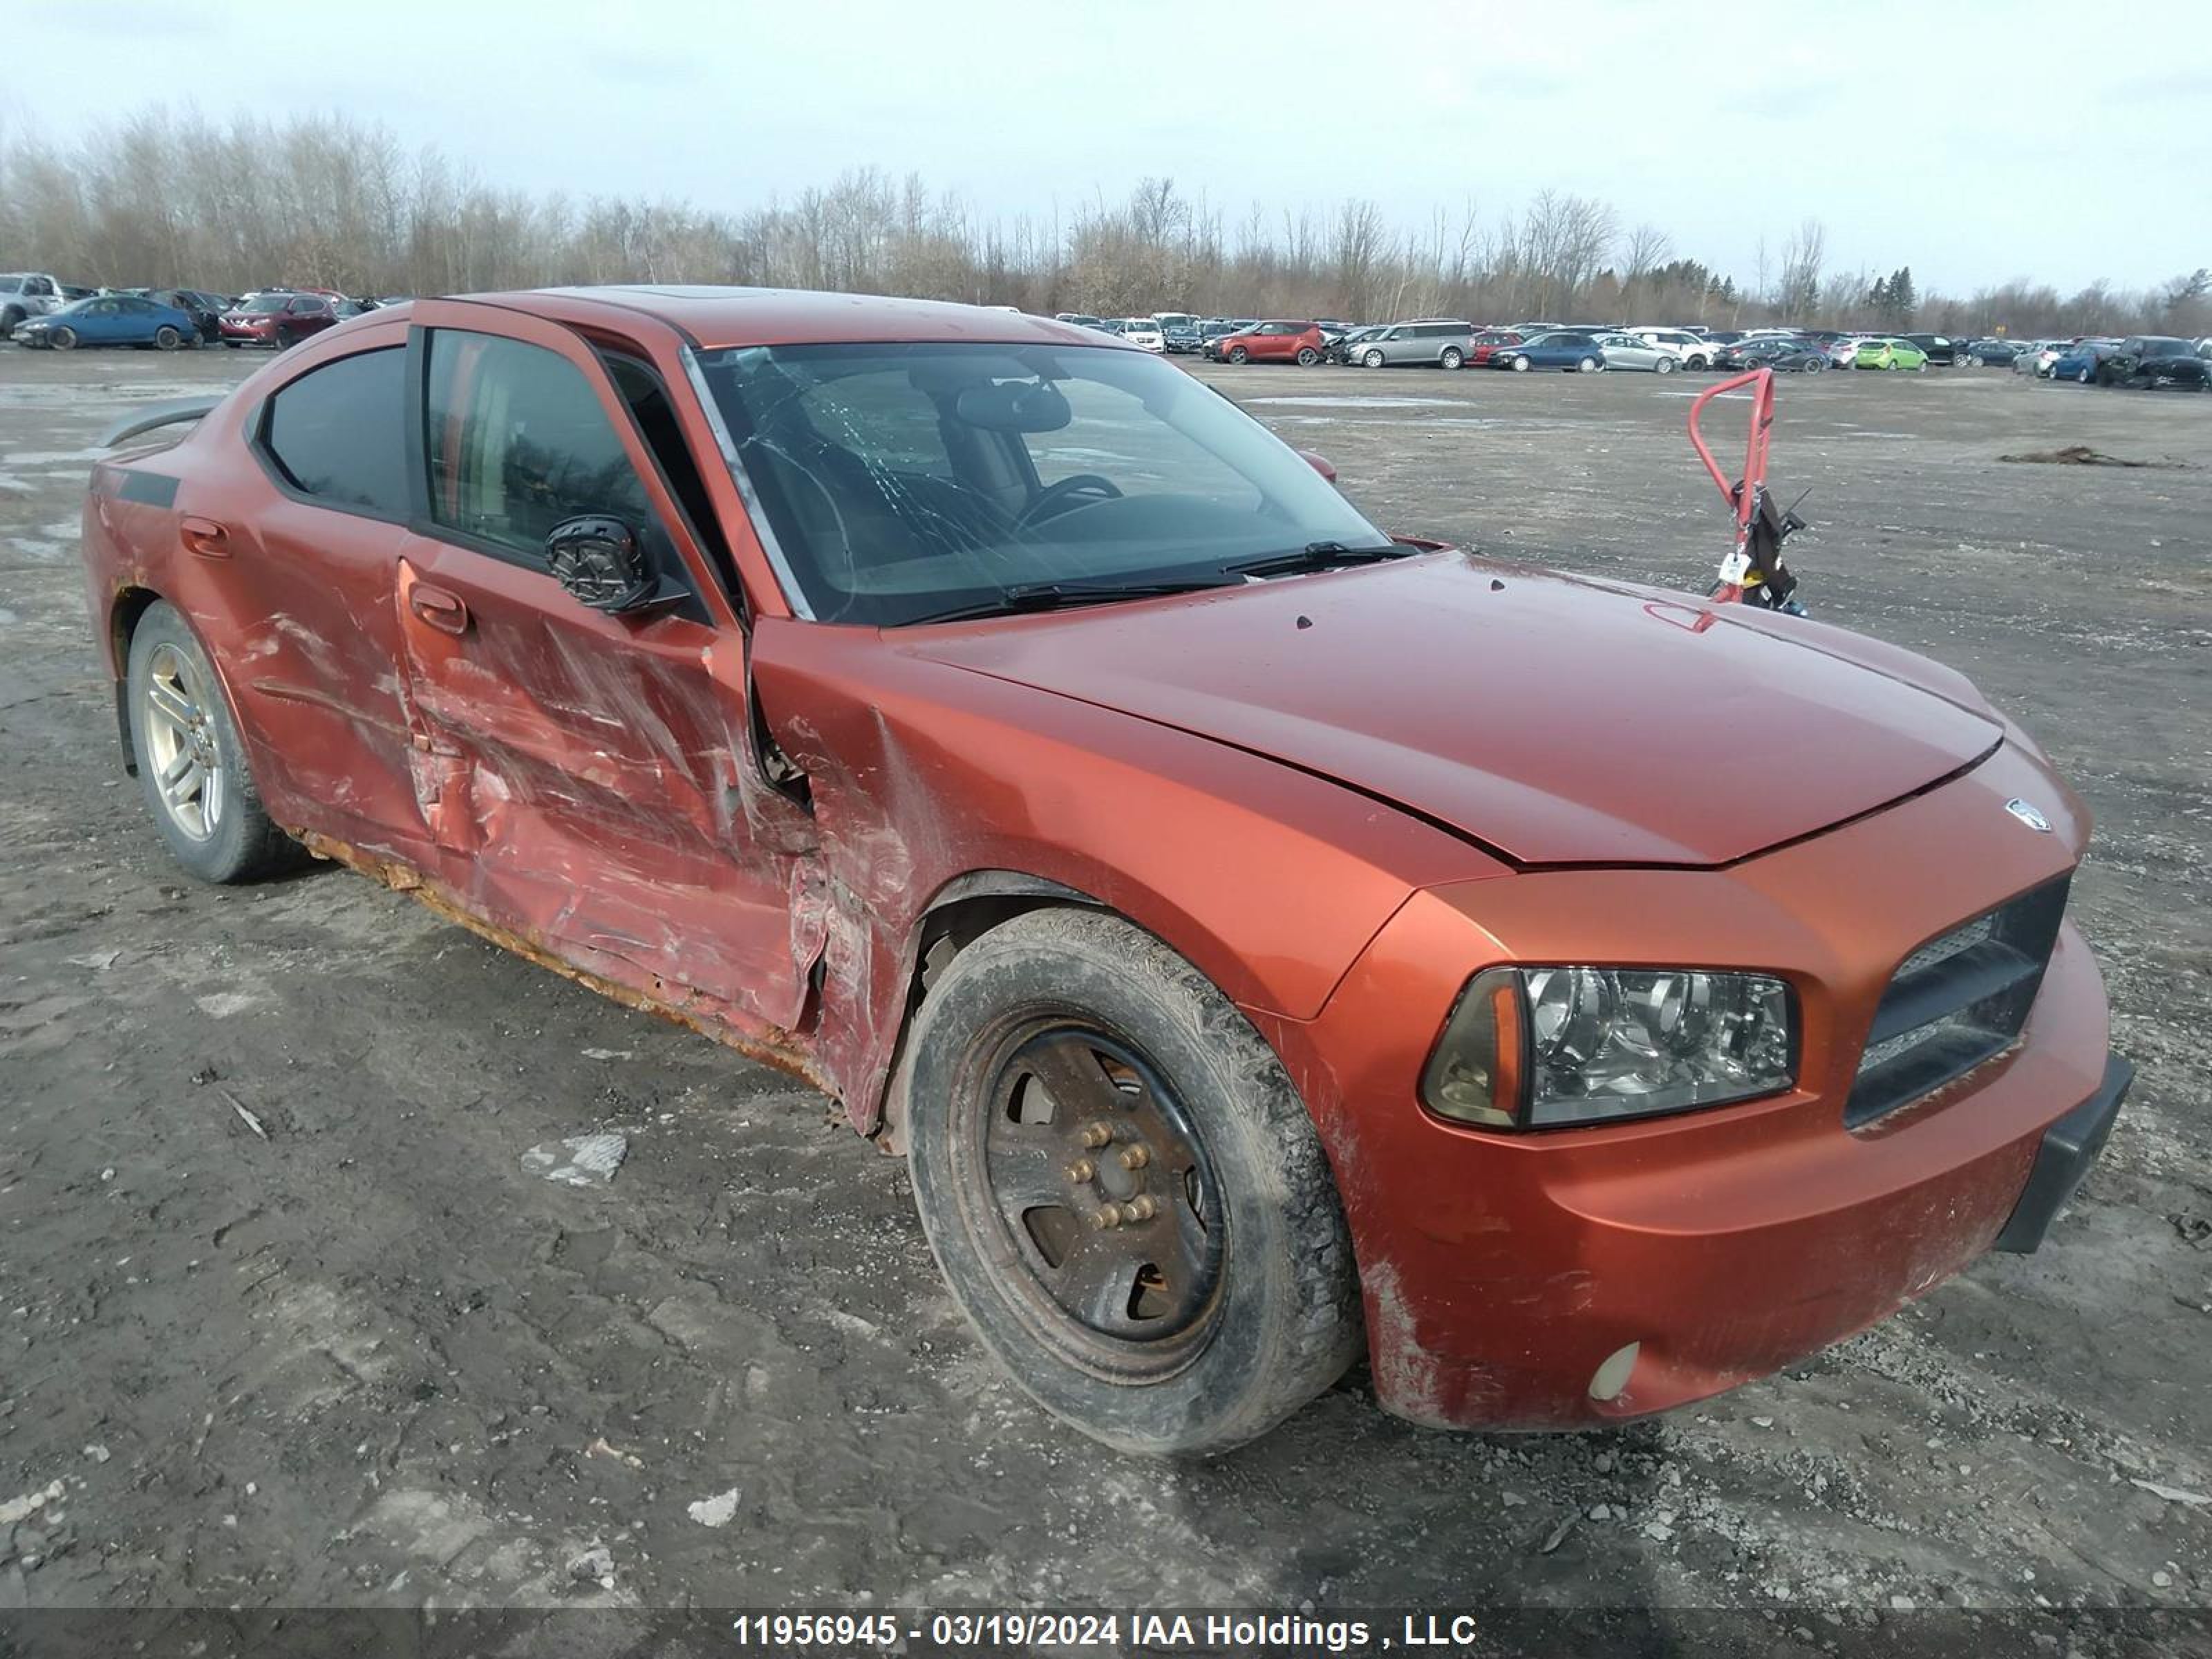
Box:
1271, 740, 2122, 1429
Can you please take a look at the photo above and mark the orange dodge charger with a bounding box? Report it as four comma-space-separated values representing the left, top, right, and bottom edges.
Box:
77, 288, 2128, 1452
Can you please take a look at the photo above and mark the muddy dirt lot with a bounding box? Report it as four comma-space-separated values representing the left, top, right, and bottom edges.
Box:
1, 347, 2207, 1632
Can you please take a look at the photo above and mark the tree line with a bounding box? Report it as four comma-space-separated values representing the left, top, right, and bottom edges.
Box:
3, 107, 2205, 340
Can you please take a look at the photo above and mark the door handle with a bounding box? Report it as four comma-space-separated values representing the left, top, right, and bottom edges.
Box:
180, 516, 229, 559
409, 583, 469, 636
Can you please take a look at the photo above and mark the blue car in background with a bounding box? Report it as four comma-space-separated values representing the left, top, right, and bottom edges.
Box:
1488, 329, 1607, 372
10, 292, 198, 351
2047, 340, 2118, 384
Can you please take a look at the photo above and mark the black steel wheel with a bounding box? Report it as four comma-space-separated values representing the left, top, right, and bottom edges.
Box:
904, 908, 1362, 1454
968, 1024, 1226, 1369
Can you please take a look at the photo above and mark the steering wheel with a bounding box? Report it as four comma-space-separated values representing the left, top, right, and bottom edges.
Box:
1016, 474, 1123, 532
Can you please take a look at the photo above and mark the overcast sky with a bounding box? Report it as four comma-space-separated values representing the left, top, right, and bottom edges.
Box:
10, 0, 2208, 298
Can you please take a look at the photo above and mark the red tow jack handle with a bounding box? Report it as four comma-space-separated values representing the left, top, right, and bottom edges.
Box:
1685, 366, 1779, 604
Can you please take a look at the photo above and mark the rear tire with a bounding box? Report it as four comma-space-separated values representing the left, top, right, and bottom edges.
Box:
1295, 346, 1320, 366
1439, 346, 1463, 370
154, 325, 181, 351
903, 908, 1362, 1456
1577, 356, 1600, 373
126, 602, 298, 884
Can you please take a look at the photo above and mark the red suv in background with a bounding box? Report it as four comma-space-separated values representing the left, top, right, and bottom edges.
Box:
1212, 320, 1324, 365
219, 290, 341, 349
1467, 328, 1526, 366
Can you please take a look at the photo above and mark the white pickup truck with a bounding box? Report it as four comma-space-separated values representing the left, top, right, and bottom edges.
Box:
1, 273, 69, 338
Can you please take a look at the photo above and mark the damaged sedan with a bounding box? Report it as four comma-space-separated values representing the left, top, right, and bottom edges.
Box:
78, 289, 2128, 1454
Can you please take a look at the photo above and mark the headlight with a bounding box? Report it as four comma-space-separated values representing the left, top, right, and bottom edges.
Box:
1422, 966, 1795, 1130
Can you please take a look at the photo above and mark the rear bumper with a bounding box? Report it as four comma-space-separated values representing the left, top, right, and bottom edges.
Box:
1271, 742, 2121, 1430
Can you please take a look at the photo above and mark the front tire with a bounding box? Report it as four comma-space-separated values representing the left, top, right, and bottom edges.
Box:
1510, 355, 1531, 372
904, 908, 1362, 1456
1227, 346, 1249, 364
126, 602, 297, 883
1654, 355, 1676, 374
1361, 348, 1384, 368
50, 325, 77, 351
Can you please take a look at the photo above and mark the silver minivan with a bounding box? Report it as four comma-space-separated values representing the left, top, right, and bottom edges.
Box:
1350, 319, 1474, 369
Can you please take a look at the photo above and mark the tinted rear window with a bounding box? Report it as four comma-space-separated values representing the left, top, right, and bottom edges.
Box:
261, 348, 409, 516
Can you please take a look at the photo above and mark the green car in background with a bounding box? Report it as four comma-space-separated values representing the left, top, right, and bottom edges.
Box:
1854, 337, 1930, 371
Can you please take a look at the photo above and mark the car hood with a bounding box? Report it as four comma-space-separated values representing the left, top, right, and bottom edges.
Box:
908, 554, 2003, 867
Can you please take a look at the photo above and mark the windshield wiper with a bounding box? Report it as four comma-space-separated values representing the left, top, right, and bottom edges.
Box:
1229, 541, 1414, 578
906, 577, 1239, 626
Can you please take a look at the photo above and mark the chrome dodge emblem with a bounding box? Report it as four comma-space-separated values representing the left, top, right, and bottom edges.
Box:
2005, 798, 2053, 832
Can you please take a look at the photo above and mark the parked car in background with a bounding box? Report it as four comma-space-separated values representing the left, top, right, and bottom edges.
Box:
1053, 312, 1105, 329
1591, 332, 1681, 373
1717, 337, 1828, 373
2013, 341, 2066, 377
1, 272, 75, 337
2097, 336, 2209, 390
1627, 327, 1713, 368
1347, 320, 1474, 370
1215, 321, 1325, 365
2047, 341, 2119, 383
1327, 324, 1390, 365
1701, 330, 1745, 346
142, 288, 229, 344
1491, 330, 1606, 372
1854, 338, 1931, 371
1465, 328, 1526, 366
1160, 322, 1203, 354
1900, 333, 1965, 365
221, 292, 341, 349
10, 292, 197, 351
1116, 318, 1166, 353
1965, 338, 2019, 366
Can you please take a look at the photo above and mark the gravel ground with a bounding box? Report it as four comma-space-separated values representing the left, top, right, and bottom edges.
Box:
0, 346, 2206, 1638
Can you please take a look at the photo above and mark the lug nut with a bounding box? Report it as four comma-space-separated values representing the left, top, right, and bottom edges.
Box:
1080, 1123, 1113, 1149
1127, 1195, 1158, 1221
1067, 1159, 1095, 1183
1089, 1207, 1114, 1230
1118, 1145, 1150, 1170
1096, 1203, 1125, 1228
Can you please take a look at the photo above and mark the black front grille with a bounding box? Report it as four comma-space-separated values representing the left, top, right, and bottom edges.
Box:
1846, 874, 2071, 1128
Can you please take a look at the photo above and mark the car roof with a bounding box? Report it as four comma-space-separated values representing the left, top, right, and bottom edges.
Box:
453, 285, 1135, 352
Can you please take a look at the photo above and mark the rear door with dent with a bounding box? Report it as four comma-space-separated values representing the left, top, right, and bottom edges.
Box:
393, 299, 821, 1035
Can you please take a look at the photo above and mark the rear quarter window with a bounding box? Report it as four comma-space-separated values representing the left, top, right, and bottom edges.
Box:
260, 348, 409, 518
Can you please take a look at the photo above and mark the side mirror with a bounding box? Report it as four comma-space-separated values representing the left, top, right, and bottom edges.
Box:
547, 515, 657, 613
1296, 449, 1338, 485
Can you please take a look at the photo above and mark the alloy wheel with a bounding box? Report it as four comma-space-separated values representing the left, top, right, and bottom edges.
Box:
141, 642, 225, 841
